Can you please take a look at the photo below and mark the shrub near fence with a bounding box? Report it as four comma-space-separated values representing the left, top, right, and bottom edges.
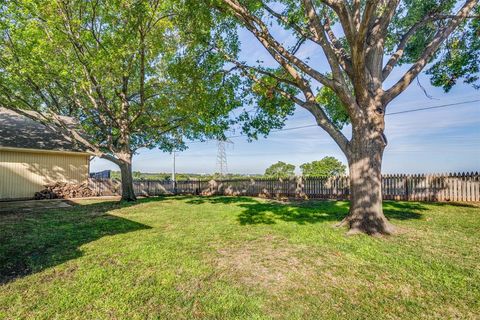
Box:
89, 172, 480, 202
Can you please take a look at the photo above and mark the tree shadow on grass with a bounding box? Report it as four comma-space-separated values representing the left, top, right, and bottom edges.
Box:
382, 201, 427, 220
185, 196, 430, 225
236, 200, 350, 225
0, 199, 152, 285
184, 196, 260, 205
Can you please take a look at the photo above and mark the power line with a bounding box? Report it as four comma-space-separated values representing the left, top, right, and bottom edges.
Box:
138, 142, 479, 161
385, 99, 480, 115
138, 98, 479, 160
198, 99, 480, 142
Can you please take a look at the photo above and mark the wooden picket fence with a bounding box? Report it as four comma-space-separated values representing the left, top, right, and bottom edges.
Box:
89, 172, 480, 202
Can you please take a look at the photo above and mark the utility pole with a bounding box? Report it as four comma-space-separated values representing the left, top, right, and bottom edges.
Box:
172, 151, 176, 194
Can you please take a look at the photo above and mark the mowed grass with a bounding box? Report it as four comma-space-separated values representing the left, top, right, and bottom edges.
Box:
0, 196, 479, 319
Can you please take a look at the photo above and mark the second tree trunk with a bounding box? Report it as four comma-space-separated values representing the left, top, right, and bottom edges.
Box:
118, 156, 137, 202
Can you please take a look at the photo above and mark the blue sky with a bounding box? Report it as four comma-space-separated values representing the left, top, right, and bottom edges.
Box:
91, 26, 480, 175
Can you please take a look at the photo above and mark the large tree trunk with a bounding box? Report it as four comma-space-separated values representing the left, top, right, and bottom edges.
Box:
117, 154, 137, 202
340, 134, 395, 235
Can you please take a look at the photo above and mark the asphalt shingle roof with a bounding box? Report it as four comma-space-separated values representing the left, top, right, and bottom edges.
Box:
0, 108, 86, 152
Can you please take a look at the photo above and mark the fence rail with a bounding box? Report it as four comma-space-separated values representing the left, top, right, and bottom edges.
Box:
89, 172, 480, 202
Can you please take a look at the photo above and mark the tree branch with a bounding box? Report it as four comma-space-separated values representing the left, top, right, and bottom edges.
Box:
383, 0, 479, 104
221, 0, 336, 89
234, 58, 350, 155
319, 0, 355, 45
302, 0, 350, 84
382, 13, 433, 80
323, 16, 353, 75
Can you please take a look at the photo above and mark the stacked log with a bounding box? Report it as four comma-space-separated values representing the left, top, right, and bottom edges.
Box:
34, 182, 98, 200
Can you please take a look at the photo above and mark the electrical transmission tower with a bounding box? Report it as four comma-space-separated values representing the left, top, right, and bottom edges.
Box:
216, 139, 232, 177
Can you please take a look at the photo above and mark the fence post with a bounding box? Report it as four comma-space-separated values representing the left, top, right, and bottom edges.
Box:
405, 175, 409, 201
295, 176, 304, 199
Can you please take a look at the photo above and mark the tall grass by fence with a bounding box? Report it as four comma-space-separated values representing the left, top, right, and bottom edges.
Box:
89, 172, 480, 202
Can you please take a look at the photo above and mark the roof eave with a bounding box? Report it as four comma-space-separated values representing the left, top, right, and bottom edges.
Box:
0, 146, 91, 157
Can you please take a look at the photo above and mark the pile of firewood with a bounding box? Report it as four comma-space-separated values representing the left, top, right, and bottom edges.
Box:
34, 182, 98, 200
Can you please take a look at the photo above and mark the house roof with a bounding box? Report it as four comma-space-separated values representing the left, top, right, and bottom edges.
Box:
0, 108, 87, 153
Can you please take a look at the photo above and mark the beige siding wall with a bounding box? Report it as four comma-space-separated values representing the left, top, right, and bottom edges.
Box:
0, 149, 89, 200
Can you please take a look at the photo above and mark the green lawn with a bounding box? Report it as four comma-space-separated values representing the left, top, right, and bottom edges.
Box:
1, 197, 479, 319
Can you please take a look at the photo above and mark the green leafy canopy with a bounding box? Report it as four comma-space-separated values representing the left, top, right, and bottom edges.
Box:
300, 156, 346, 177
0, 0, 241, 157
264, 161, 296, 179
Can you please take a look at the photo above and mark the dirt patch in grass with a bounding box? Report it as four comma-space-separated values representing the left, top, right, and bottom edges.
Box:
213, 235, 315, 292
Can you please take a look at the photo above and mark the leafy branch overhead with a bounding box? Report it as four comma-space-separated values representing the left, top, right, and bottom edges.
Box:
212, 0, 479, 149
0, 0, 240, 159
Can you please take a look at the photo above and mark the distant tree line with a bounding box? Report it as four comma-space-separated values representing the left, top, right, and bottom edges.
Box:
264, 156, 346, 178
108, 156, 346, 180
110, 171, 265, 181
